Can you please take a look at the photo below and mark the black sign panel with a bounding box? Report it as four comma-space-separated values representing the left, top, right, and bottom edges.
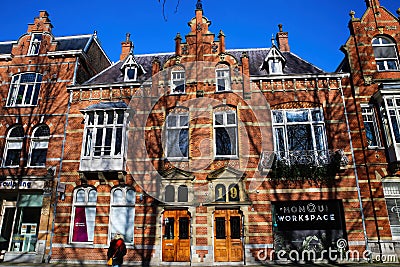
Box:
273, 200, 344, 231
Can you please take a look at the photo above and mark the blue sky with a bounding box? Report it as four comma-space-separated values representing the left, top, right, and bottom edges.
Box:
1, 0, 399, 72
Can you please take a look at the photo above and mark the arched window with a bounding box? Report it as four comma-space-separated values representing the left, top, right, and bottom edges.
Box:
6, 73, 43, 106
165, 185, 175, 202
3, 125, 24, 167
178, 185, 188, 202
109, 187, 136, 244
372, 36, 399, 71
29, 125, 50, 167
71, 187, 97, 243
215, 184, 226, 202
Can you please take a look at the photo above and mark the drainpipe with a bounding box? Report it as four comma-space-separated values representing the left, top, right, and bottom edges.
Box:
47, 90, 73, 262
338, 76, 370, 256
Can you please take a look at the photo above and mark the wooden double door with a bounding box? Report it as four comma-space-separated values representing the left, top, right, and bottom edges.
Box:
214, 209, 243, 262
162, 210, 190, 262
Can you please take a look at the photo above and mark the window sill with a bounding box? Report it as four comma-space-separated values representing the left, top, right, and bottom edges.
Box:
215, 89, 232, 94
169, 92, 186, 95
4, 104, 38, 108
165, 157, 189, 162
214, 156, 239, 160
27, 165, 47, 169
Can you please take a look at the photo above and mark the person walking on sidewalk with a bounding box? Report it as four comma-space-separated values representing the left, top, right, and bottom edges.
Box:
107, 233, 127, 267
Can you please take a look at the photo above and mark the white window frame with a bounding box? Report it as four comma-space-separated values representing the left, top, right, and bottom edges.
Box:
372, 36, 399, 71
109, 187, 136, 244
171, 70, 186, 94
81, 109, 126, 159
6, 73, 43, 107
272, 108, 328, 154
70, 187, 97, 244
361, 104, 382, 148
165, 113, 189, 160
28, 125, 50, 167
216, 68, 231, 92
267, 49, 283, 74
124, 66, 137, 81
383, 181, 400, 240
28, 33, 42, 56
213, 111, 238, 158
384, 97, 400, 144
2, 125, 24, 167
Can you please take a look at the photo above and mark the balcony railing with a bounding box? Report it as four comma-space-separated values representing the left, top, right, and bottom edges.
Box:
259, 149, 348, 183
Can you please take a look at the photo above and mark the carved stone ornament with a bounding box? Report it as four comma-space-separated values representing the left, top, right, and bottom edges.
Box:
364, 75, 373, 85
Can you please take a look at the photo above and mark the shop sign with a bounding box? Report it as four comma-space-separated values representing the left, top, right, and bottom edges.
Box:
0, 180, 45, 190
273, 200, 344, 230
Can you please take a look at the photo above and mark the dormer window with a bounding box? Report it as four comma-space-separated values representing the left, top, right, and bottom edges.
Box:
28, 34, 42, 56
121, 53, 145, 82
261, 46, 286, 75
124, 66, 137, 81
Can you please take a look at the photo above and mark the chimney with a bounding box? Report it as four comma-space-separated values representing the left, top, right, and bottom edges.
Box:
364, 0, 380, 8
175, 33, 182, 56
276, 24, 290, 52
120, 33, 133, 61
218, 30, 226, 54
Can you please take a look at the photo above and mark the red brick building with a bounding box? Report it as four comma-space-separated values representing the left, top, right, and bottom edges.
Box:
338, 0, 400, 259
2, 0, 400, 265
47, 1, 380, 265
0, 11, 111, 262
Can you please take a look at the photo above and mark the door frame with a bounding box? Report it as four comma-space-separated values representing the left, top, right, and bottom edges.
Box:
213, 208, 244, 263
0, 200, 17, 252
161, 209, 192, 262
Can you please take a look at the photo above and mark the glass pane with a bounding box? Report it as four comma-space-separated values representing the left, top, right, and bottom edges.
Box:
16, 85, 24, 105
76, 190, 85, 203
365, 121, 378, 146
217, 78, 225, 91
286, 110, 309, 122
314, 126, 325, 150
126, 190, 135, 204
114, 127, 122, 156
179, 217, 189, 239
178, 185, 188, 202
88, 190, 97, 203
165, 186, 175, 202
110, 206, 134, 243
167, 115, 177, 127
387, 60, 399, 70
34, 125, 50, 137
273, 111, 283, 123
10, 126, 24, 137
112, 189, 123, 204
71, 206, 94, 242
97, 112, 104, 125
24, 85, 34, 105
227, 113, 236, 125
287, 125, 312, 151
88, 112, 94, 125
164, 217, 174, 239
20, 73, 36, 83
180, 115, 188, 126
104, 128, 113, 156
387, 99, 394, 107
107, 111, 114, 124
215, 184, 226, 202
216, 127, 236, 156
94, 128, 103, 156
311, 110, 323, 121
215, 114, 223, 125
390, 114, 400, 143
215, 217, 226, 239
84, 129, 92, 156
230, 216, 241, 239
274, 128, 285, 152
126, 68, 136, 80
167, 129, 188, 158
5, 149, 21, 166
30, 148, 47, 166
117, 111, 124, 124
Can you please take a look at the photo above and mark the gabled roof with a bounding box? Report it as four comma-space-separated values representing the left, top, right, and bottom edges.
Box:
83, 48, 324, 86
